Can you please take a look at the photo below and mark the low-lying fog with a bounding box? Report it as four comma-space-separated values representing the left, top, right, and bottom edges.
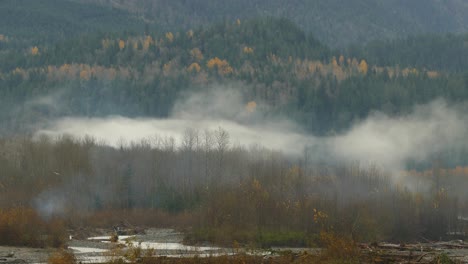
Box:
36, 87, 468, 172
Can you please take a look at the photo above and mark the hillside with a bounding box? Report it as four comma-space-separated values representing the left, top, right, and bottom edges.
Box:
2, 0, 467, 47
74, 0, 468, 47
0, 18, 467, 141
0, 0, 148, 43
347, 34, 468, 73
2, 3, 468, 256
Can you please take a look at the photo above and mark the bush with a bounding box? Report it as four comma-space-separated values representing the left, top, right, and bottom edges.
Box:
0, 207, 66, 248
433, 253, 456, 264
319, 231, 360, 263
257, 231, 308, 247
48, 250, 76, 264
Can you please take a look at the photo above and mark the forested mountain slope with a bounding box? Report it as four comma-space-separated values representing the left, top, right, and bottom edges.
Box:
2, 0, 467, 47
74, 0, 468, 47
0, 0, 147, 43
1, 18, 467, 139
1, 2, 468, 250
347, 34, 468, 73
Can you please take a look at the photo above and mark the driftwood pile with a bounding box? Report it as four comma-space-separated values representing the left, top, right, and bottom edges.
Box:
359, 241, 468, 263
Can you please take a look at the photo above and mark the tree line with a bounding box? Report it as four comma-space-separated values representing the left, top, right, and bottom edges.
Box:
0, 18, 467, 137
0, 133, 466, 247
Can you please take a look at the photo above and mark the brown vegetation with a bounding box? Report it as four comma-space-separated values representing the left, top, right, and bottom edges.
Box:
0, 207, 66, 248
0, 135, 466, 248
137, 254, 332, 264
48, 250, 76, 264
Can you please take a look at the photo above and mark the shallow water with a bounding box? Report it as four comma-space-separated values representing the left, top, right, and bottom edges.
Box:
68, 230, 231, 263
87, 235, 134, 241
124, 241, 220, 252
69, 247, 109, 253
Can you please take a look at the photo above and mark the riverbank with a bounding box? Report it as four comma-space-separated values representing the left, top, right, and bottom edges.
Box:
2, 228, 468, 263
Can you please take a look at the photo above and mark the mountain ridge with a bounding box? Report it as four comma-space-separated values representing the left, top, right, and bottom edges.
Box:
72, 0, 468, 47
0, 0, 147, 43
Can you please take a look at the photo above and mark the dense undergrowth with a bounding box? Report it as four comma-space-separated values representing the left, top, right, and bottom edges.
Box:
0, 207, 66, 248
0, 135, 466, 249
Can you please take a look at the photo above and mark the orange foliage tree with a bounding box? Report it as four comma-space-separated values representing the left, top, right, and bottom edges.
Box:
359, 59, 368, 75
207, 57, 233, 75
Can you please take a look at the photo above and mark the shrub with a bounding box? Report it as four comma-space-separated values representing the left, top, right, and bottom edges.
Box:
0, 207, 66, 248
48, 250, 76, 264
319, 231, 360, 263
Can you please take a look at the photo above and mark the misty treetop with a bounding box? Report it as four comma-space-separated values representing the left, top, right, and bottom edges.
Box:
1, 18, 467, 137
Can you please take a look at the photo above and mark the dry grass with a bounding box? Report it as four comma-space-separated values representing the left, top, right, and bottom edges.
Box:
48, 250, 76, 264
135, 252, 364, 264
0, 207, 66, 248
318, 231, 360, 264
138, 254, 315, 264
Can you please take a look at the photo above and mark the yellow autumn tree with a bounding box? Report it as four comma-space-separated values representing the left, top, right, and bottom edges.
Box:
331, 57, 338, 67
339, 55, 345, 66
207, 57, 233, 75
186, 30, 194, 39
101, 39, 112, 49
243, 46, 254, 54
59, 64, 77, 79
163, 63, 171, 76
245, 101, 257, 113
427, 71, 439, 79
206, 57, 220, 69
132, 40, 139, 50
31, 46, 39, 56
358, 59, 368, 75
0, 34, 4, 41
12, 67, 27, 78
187, 62, 201, 73
190, 48, 204, 61
80, 70, 90, 80
236, 19, 241, 26
332, 62, 345, 81
143, 36, 153, 51
118, 40, 125, 50
165, 32, 174, 42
